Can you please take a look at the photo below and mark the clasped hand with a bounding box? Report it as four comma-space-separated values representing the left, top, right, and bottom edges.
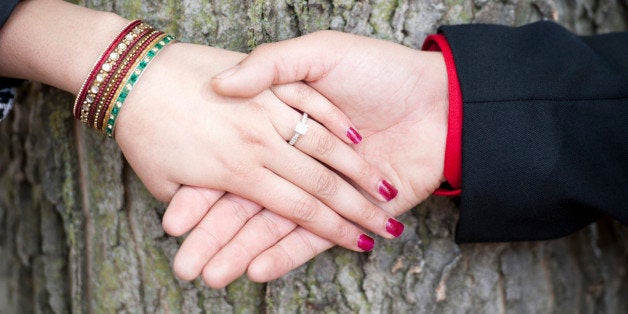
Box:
117, 31, 449, 288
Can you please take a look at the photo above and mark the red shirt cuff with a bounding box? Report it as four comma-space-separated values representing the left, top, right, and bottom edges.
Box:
422, 34, 462, 196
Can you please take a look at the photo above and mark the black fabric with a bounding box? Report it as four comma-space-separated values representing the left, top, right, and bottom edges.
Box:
0, 87, 16, 121
0, 0, 19, 30
439, 22, 628, 243
0, 0, 21, 89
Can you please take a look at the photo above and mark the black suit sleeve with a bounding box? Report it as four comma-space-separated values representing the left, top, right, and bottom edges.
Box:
438, 21, 628, 243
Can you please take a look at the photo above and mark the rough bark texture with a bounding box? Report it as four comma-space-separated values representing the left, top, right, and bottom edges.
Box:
1, 0, 627, 313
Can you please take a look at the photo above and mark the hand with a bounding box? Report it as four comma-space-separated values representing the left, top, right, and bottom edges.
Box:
115, 42, 405, 254
166, 31, 449, 288
0, 0, 404, 287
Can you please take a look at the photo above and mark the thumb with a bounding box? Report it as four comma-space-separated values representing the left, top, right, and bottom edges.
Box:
211, 33, 332, 98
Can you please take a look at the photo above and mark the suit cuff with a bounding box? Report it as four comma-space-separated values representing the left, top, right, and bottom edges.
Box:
422, 34, 462, 196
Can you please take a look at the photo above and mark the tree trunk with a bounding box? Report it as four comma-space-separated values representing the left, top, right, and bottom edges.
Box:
1, 0, 626, 313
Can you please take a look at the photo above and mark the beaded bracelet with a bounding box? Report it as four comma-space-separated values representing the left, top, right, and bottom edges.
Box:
72, 20, 175, 138
97, 30, 163, 132
73, 20, 142, 119
95, 30, 162, 131
105, 34, 175, 138
86, 24, 153, 128
76, 22, 153, 126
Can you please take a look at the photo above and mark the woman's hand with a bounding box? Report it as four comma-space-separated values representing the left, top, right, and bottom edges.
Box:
0, 0, 404, 286
166, 31, 449, 288
115, 42, 404, 255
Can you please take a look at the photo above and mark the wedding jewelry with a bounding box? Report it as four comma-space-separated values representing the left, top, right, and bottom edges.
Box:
288, 113, 309, 145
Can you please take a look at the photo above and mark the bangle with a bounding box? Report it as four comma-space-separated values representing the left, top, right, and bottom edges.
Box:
73, 20, 142, 120
86, 24, 154, 128
72, 19, 175, 138
105, 33, 175, 138
94, 29, 161, 131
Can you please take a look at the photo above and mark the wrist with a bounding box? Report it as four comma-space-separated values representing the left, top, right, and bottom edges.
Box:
67, 12, 130, 94
0, 0, 129, 93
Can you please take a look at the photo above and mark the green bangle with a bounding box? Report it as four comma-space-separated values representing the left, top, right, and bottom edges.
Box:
105, 34, 175, 138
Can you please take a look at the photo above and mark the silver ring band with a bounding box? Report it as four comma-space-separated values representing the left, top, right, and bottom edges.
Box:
288, 113, 309, 146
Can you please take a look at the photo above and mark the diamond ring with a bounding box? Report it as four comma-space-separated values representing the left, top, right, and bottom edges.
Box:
288, 113, 309, 146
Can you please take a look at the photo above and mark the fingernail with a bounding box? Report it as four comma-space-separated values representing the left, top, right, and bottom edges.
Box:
346, 127, 363, 144
214, 65, 239, 80
357, 234, 374, 252
386, 218, 405, 237
378, 180, 398, 201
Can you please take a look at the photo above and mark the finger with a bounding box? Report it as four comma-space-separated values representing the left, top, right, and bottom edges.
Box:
163, 186, 224, 236
239, 168, 376, 252
211, 31, 342, 97
270, 103, 399, 203
172, 193, 263, 281
201, 209, 296, 289
271, 82, 363, 144
267, 143, 403, 240
247, 227, 334, 283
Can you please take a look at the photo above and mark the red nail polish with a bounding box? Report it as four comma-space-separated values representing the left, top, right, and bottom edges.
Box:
386, 218, 405, 237
378, 180, 398, 201
346, 127, 363, 144
357, 234, 374, 252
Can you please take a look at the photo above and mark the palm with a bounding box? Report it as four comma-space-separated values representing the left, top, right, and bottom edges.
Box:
166, 32, 450, 286
353, 112, 445, 214
303, 41, 449, 214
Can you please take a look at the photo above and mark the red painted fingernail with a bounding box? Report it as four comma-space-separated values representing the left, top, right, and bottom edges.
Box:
386, 218, 405, 237
357, 234, 374, 252
378, 180, 398, 201
346, 127, 363, 144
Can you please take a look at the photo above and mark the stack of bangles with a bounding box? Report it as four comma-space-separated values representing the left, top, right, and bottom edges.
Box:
72, 20, 175, 138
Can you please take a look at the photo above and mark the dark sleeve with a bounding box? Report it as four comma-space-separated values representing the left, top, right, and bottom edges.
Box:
438, 21, 628, 243
0, 0, 19, 29
0, 0, 22, 89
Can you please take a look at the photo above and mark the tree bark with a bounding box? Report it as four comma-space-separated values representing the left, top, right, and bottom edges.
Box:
0, 0, 626, 313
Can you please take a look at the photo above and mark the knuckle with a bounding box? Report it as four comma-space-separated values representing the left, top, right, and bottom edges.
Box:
357, 161, 376, 181
323, 106, 341, 122
223, 157, 263, 182
360, 204, 377, 221
335, 223, 352, 242
295, 229, 318, 257
257, 211, 283, 239
275, 243, 297, 270
290, 197, 318, 222
313, 130, 336, 156
196, 224, 223, 247
238, 132, 262, 145
313, 172, 339, 197
230, 107, 270, 148
224, 196, 252, 225
294, 84, 312, 103
235, 125, 266, 148
225, 159, 251, 178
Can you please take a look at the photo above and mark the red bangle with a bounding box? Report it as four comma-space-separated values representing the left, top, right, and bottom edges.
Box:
73, 20, 142, 119
86, 25, 154, 128
72, 19, 174, 137
77, 22, 152, 126
95, 30, 163, 131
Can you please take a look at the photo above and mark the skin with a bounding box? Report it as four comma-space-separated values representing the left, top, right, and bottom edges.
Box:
165, 31, 449, 288
0, 1, 404, 258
